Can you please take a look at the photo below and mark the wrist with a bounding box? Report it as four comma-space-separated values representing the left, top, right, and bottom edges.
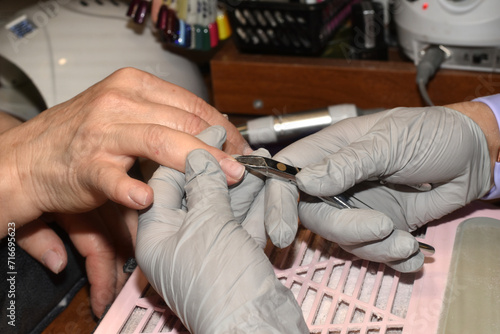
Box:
0, 130, 41, 232
471, 94, 500, 199
0, 167, 30, 237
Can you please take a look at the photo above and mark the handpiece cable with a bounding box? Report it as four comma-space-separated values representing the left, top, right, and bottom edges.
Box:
416, 46, 449, 106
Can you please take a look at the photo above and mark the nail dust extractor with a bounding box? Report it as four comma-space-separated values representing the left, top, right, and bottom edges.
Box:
394, 0, 500, 72
95, 201, 500, 333
0, 0, 207, 120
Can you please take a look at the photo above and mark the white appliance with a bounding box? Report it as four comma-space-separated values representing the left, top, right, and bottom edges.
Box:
0, 0, 207, 120
394, 0, 500, 72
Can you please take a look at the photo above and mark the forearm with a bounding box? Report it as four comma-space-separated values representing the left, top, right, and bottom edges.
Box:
446, 100, 500, 190
0, 111, 22, 133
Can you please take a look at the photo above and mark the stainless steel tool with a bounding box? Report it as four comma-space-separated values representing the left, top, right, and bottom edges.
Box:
235, 155, 435, 256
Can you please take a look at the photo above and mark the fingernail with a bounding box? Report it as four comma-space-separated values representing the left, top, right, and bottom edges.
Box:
129, 187, 149, 206
42, 249, 63, 274
220, 158, 246, 181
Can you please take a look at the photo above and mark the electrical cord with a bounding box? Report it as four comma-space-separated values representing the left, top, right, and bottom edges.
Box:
416, 46, 448, 106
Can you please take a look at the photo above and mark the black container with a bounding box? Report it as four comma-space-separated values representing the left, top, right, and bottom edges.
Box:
224, 0, 360, 56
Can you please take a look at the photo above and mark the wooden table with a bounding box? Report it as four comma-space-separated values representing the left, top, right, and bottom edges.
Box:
41, 284, 97, 334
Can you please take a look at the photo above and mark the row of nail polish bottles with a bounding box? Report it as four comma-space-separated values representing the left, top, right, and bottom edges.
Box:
127, 0, 232, 50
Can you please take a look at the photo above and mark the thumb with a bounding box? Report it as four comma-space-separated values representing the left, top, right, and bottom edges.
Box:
136, 160, 186, 269
341, 229, 421, 267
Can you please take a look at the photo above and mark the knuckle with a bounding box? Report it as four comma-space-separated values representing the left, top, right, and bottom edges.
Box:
91, 89, 131, 110
111, 67, 143, 80
181, 112, 206, 135
190, 95, 214, 121
142, 124, 173, 156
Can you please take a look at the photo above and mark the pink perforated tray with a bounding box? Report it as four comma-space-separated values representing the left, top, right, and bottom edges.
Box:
95, 201, 500, 334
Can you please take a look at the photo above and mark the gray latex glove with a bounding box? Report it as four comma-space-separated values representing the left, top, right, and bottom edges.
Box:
229, 149, 270, 249
136, 127, 308, 333
265, 106, 491, 272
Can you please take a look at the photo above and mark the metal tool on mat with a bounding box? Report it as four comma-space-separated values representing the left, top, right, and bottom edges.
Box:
235, 155, 435, 256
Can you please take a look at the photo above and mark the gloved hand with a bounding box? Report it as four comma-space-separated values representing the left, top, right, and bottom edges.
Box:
265, 106, 492, 272
136, 126, 308, 334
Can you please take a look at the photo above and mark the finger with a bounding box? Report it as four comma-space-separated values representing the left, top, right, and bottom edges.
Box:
229, 171, 264, 222
229, 148, 270, 222
241, 189, 267, 248
288, 110, 401, 197
16, 219, 67, 274
264, 140, 341, 249
141, 125, 227, 218
136, 165, 187, 279
298, 200, 394, 245
138, 124, 226, 182
173, 98, 251, 155
95, 203, 135, 290
365, 180, 473, 232
341, 229, 420, 264
386, 251, 425, 273
104, 123, 245, 183
296, 107, 482, 197
372, 182, 458, 232
56, 212, 118, 318
295, 133, 391, 198
88, 126, 245, 210
183, 149, 234, 225
107, 69, 251, 155
264, 177, 299, 248
140, 164, 186, 233
120, 206, 139, 248
195, 124, 226, 149
87, 162, 154, 210
144, 85, 251, 155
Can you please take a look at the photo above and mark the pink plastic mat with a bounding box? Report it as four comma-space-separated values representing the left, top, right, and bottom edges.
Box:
95, 201, 500, 334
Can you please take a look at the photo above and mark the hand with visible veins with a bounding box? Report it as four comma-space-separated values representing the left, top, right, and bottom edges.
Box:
0, 67, 251, 317
0, 67, 250, 229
